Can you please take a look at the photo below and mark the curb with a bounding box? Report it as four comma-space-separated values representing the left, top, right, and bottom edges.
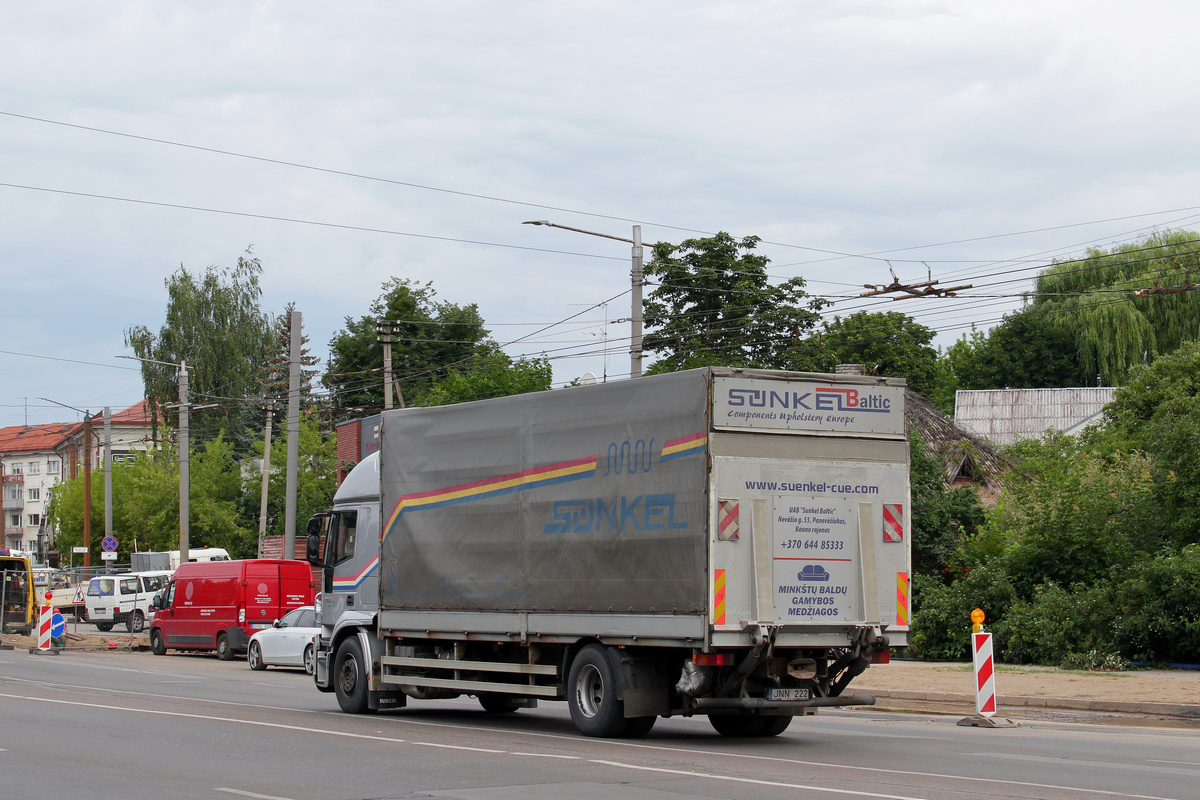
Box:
846, 687, 1200, 720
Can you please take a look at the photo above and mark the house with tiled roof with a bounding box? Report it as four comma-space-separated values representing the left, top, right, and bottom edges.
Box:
0, 401, 157, 559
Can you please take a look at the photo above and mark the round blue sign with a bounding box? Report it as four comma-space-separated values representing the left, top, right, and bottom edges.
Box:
51, 612, 65, 638
101, 536, 118, 552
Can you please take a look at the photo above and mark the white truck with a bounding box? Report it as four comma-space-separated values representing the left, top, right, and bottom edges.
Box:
306, 367, 911, 738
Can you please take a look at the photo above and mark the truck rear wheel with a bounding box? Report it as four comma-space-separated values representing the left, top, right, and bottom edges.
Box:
334, 637, 374, 714
709, 714, 767, 737
621, 715, 657, 738
757, 715, 792, 737
567, 644, 626, 737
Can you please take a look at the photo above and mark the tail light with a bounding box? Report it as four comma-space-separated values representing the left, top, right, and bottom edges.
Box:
693, 653, 735, 666
871, 650, 891, 664
238, 602, 246, 624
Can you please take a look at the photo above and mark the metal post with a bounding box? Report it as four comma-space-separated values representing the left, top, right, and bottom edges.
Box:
283, 310, 302, 560
257, 400, 274, 558
631, 225, 644, 379
178, 362, 189, 566
103, 407, 112, 542
82, 413, 92, 569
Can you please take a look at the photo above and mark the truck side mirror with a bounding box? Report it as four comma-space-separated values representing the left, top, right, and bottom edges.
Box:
306, 516, 323, 535
305, 533, 322, 565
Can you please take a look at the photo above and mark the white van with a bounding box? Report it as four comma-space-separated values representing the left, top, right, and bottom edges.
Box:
85, 570, 172, 633
167, 547, 231, 570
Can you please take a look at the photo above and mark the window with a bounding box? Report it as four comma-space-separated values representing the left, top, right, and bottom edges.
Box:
329, 510, 358, 564
27, 461, 40, 475
47, 460, 60, 475
26, 488, 39, 502
8, 514, 20, 528
119, 578, 138, 595
9, 463, 21, 476
141, 574, 168, 592
27, 514, 39, 527
3, 485, 18, 501
88, 578, 115, 597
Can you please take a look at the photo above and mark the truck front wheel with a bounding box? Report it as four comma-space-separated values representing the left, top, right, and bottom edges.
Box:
567, 644, 627, 737
150, 629, 167, 656
334, 637, 375, 714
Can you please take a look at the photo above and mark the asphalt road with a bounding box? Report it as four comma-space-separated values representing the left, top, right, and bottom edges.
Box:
2, 647, 1199, 800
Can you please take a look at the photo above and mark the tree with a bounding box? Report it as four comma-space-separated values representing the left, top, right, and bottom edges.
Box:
809, 311, 939, 395
323, 279, 491, 415
243, 413, 338, 547
47, 435, 255, 560
125, 251, 271, 447
933, 309, 1086, 411
1033, 230, 1200, 384
419, 350, 552, 406
642, 232, 828, 373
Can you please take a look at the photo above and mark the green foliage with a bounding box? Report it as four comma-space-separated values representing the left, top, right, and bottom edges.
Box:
324, 278, 491, 415
935, 310, 1086, 405
47, 436, 255, 561
245, 414, 338, 548
909, 433, 984, 580
125, 251, 271, 446
1107, 544, 1200, 663
909, 565, 1017, 659
642, 232, 827, 372
987, 435, 1156, 595
419, 352, 552, 406
1034, 229, 1200, 384
812, 311, 939, 395
1001, 582, 1114, 666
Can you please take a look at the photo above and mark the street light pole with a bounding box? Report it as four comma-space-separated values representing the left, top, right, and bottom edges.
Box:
523, 220, 644, 378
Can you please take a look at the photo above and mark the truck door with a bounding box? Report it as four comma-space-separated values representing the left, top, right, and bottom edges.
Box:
244, 562, 282, 628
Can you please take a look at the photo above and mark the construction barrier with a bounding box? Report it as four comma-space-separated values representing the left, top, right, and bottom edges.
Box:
972, 630, 997, 717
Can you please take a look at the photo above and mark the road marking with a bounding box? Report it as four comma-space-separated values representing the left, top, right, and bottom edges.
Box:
0, 683, 1186, 800
590, 759, 928, 800
511, 752, 583, 760
215, 789, 299, 800
0, 691, 1187, 800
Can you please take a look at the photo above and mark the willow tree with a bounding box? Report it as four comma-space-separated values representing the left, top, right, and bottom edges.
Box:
125, 251, 271, 447
1033, 230, 1200, 384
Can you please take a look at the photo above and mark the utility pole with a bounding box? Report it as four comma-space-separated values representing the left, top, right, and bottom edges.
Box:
178, 361, 189, 566
377, 321, 395, 410
257, 400, 274, 558
523, 221, 646, 379
283, 310, 302, 560
103, 407, 112, 542
82, 413, 92, 569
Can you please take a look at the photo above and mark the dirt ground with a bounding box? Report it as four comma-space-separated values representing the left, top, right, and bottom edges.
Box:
854, 658, 1200, 705
4, 628, 1197, 707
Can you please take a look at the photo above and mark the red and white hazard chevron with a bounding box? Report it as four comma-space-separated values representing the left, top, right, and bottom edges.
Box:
882, 503, 903, 542
37, 596, 53, 651
718, 499, 740, 541
972, 631, 997, 717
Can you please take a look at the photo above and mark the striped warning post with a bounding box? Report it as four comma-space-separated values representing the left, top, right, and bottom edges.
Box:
895, 573, 909, 626
37, 592, 53, 651
972, 631, 997, 717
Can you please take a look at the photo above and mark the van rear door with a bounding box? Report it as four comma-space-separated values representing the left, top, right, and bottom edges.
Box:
243, 561, 282, 629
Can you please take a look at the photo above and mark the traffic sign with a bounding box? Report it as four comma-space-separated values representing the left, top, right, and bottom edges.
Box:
51, 612, 65, 639
101, 536, 118, 552
73, 585, 85, 603
72, 546, 88, 554
100, 551, 118, 561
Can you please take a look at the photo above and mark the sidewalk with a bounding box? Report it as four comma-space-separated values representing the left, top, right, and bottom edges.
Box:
848, 659, 1200, 724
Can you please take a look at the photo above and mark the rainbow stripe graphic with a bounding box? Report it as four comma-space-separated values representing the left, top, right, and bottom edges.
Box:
332, 554, 379, 591
382, 455, 600, 542
659, 431, 707, 462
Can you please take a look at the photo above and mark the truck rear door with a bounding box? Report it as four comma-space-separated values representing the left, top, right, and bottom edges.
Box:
243, 561, 282, 629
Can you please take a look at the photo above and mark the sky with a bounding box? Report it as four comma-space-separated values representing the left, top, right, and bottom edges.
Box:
4, 1, 1200, 428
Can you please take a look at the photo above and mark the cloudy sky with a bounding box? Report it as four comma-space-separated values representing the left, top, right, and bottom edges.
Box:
4, 1, 1199, 427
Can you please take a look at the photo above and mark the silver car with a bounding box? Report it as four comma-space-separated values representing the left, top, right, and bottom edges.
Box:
246, 606, 319, 674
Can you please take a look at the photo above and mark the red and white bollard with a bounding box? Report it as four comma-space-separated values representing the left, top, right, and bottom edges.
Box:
37, 591, 53, 651
972, 631, 996, 716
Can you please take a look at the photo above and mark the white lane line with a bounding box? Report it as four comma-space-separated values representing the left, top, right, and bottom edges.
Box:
590, 759, 928, 800
215, 789, 298, 800
1149, 760, 1200, 767
511, 752, 583, 760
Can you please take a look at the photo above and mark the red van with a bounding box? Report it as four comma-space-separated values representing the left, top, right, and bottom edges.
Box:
149, 559, 315, 660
